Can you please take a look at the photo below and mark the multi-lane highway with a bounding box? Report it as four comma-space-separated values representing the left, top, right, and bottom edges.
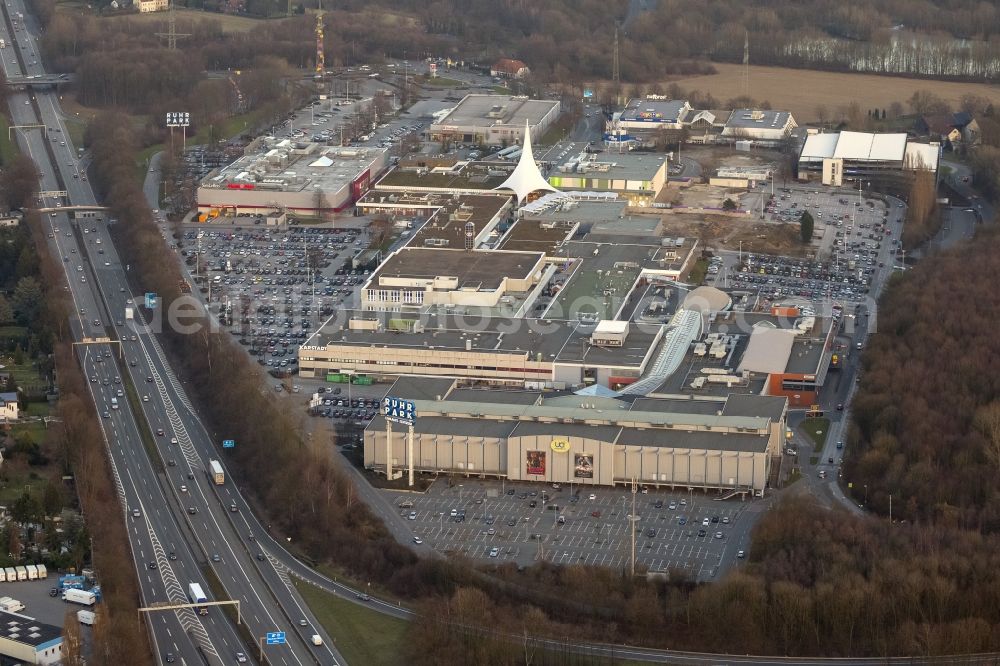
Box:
10, 2, 1000, 664
0, 3, 345, 664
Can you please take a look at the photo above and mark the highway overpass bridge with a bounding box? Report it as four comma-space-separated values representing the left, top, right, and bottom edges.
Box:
6, 73, 74, 88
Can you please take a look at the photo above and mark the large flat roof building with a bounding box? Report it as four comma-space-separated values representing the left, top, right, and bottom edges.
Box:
429, 94, 561, 146
299, 310, 666, 388
617, 97, 692, 131
798, 130, 940, 186
364, 380, 786, 494
196, 138, 387, 215
546, 146, 669, 206
0, 611, 63, 665
361, 247, 547, 310
606, 99, 794, 147
721, 109, 797, 144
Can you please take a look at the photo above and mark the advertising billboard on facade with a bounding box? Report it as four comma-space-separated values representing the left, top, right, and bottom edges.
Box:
574, 453, 594, 478
526, 450, 546, 476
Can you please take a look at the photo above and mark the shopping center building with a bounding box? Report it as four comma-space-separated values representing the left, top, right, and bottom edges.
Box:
363, 377, 787, 494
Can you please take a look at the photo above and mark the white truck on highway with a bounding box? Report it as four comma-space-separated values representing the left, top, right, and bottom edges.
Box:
209, 459, 224, 485
0, 39, 6, 49
62, 588, 97, 606
188, 582, 208, 615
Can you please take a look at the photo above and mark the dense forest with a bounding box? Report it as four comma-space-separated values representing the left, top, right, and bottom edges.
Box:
37, 0, 1000, 123
846, 228, 1000, 529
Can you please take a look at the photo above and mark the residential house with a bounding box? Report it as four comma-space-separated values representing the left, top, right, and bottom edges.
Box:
490, 59, 530, 80
0, 393, 18, 421
136, 0, 168, 12
915, 112, 981, 147
916, 114, 961, 144
952, 111, 981, 145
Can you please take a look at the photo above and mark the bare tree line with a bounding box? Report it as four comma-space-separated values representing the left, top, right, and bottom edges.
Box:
20, 206, 153, 663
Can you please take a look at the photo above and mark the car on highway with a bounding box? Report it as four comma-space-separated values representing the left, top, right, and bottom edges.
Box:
156, 429, 164, 436
737, 550, 746, 559
211, 554, 221, 562
236, 654, 247, 664
187, 506, 197, 515
142, 395, 149, 402
165, 654, 175, 663
256, 552, 265, 561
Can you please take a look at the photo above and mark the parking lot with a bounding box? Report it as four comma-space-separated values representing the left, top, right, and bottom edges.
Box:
170, 221, 398, 429
0, 577, 93, 627
386, 480, 757, 580
275, 97, 427, 150
178, 225, 358, 344
717, 186, 904, 304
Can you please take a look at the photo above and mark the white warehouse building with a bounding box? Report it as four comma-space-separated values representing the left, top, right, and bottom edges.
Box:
797, 130, 940, 186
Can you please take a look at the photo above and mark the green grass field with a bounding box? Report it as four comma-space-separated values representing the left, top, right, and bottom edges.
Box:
63, 117, 86, 156
687, 258, 708, 285
100, 6, 273, 32
0, 116, 18, 165
24, 402, 51, 418
0, 326, 28, 343
190, 109, 260, 145
293, 579, 408, 666
422, 76, 464, 88
0, 354, 46, 392
786, 468, 803, 486
801, 417, 830, 448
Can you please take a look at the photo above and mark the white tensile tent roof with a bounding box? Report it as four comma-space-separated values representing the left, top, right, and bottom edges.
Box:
495, 121, 558, 204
